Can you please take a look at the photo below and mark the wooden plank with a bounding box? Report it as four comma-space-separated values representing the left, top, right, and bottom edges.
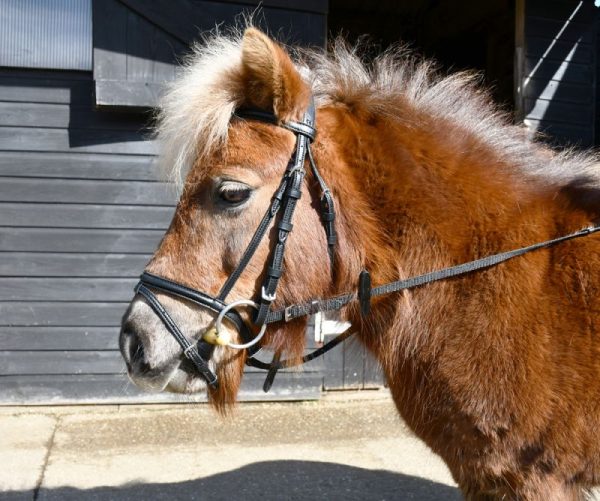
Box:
152, 26, 184, 83
525, 119, 593, 146
0, 278, 137, 301
0, 253, 149, 277
363, 349, 384, 389
342, 338, 363, 389
526, 0, 594, 23
526, 37, 592, 64
0, 302, 129, 326
94, 79, 165, 110
0, 348, 323, 376
126, 9, 159, 83
0, 151, 160, 181
92, 0, 129, 81
0, 372, 321, 404
120, 0, 326, 47
0, 178, 176, 206
0, 228, 163, 253
523, 97, 593, 125
0, 69, 92, 81
523, 78, 594, 104
188, 0, 328, 15
0, 350, 125, 375
0, 102, 152, 131
322, 333, 344, 390
526, 17, 594, 44
0, 203, 173, 228
262, 8, 326, 47
0, 127, 157, 155
524, 57, 592, 85
119, 0, 231, 45
0, 327, 120, 350
0, 76, 93, 105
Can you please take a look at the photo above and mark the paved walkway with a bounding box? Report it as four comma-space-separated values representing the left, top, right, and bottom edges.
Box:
0, 390, 461, 501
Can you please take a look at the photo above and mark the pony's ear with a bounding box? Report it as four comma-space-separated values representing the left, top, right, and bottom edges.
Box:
240, 28, 310, 121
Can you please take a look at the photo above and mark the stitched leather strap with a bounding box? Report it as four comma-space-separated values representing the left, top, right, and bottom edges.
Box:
136, 284, 218, 388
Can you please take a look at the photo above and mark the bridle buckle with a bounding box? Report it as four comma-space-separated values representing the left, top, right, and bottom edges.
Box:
284, 305, 294, 322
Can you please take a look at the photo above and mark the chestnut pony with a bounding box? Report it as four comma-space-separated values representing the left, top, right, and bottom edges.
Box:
120, 28, 600, 499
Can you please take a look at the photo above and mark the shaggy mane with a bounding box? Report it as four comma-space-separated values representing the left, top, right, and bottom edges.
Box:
156, 27, 599, 189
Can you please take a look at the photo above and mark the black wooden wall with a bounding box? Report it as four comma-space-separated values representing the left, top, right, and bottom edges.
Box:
0, 0, 385, 405
0, 66, 331, 403
518, 0, 597, 147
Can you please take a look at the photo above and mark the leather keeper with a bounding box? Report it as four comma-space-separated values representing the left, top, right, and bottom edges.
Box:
358, 270, 372, 317
262, 351, 281, 393
278, 221, 293, 232
267, 266, 283, 278
286, 188, 302, 199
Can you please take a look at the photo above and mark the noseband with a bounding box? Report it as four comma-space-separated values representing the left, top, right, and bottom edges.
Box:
133, 95, 600, 392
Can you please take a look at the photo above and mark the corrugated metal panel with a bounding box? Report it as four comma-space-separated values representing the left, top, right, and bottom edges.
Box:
0, 0, 92, 71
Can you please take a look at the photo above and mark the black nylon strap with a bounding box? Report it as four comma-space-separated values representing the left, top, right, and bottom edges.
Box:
264, 225, 600, 324
253, 100, 316, 326
217, 174, 289, 301
306, 144, 337, 271
372, 225, 600, 297
246, 328, 354, 371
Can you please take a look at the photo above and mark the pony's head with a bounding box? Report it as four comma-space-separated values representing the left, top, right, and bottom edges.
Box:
119, 28, 362, 408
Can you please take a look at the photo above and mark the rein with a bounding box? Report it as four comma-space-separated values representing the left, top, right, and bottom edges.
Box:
133, 97, 600, 393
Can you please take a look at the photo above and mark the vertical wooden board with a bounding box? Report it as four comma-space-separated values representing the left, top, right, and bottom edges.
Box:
321, 334, 344, 390
342, 338, 363, 389
522, 0, 597, 146
92, 0, 128, 81
153, 31, 184, 82
363, 349, 385, 389
126, 9, 156, 83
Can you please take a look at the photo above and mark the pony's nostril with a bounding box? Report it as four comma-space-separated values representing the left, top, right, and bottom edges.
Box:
127, 333, 145, 366
121, 330, 151, 372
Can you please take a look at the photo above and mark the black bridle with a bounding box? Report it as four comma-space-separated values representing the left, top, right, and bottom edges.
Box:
135, 98, 337, 390
133, 96, 600, 392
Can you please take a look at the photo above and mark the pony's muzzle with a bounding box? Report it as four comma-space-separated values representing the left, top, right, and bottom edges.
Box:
119, 300, 185, 391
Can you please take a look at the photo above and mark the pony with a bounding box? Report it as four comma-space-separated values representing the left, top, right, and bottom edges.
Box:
119, 27, 600, 499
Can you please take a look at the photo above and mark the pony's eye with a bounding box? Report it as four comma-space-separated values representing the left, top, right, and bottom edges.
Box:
217, 182, 252, 206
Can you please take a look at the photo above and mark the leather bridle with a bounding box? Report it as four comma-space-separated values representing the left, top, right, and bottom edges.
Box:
133, 96, 600, 392
135, 98, 338, 390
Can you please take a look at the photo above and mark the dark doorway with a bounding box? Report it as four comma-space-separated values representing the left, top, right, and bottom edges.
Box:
328, 0, 516, 109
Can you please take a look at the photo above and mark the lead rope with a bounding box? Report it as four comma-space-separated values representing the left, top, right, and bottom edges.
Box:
246, 224, 600, 376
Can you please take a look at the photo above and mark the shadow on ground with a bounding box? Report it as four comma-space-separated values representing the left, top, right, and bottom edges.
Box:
2, 460, 461, 501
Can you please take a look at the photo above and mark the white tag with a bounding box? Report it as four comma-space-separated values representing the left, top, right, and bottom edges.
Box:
313, 311, 351, 344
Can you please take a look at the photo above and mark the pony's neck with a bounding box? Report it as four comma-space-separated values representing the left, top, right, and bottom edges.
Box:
322, 105, 563, 282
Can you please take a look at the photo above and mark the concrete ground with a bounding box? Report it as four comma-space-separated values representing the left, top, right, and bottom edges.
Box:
0, 390, 462, 501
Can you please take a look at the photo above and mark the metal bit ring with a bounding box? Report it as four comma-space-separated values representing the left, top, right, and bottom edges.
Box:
216, 299, 267, 350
